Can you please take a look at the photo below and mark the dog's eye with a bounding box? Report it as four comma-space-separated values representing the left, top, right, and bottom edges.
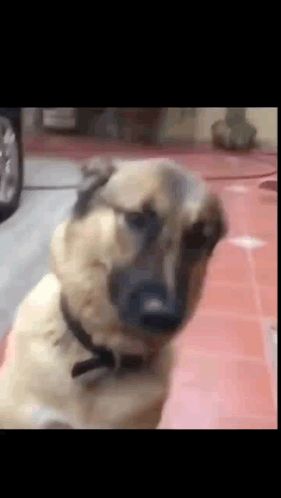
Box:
125, 212, 149, 230
183, 221, 211, 251
125, 209, 158, 232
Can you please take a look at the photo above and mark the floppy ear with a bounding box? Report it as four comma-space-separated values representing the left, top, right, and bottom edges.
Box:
81, 156, 115, 179
192, 192, 228, 257
204, 193, 228, 250
73, 157, 116, 218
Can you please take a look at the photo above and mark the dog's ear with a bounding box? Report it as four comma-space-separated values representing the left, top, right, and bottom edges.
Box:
203, 193, 228, 250
189, 192, 228, 258
81, 156, 115, 180
73, 157, 116, 218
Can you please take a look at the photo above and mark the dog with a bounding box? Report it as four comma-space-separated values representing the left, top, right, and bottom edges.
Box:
0, 157, 227, 429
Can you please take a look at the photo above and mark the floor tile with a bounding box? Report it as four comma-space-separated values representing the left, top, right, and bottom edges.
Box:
215, 416, 277, 429
177, 313, 265, 359
200, 283, 258, 316
217, 359, 276, 418
258, 286, 277, 317
161, 353, 276, 428
253, 265, 277, 288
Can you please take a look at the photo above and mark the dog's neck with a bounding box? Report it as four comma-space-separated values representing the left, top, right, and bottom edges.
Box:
60, 294, 156, 380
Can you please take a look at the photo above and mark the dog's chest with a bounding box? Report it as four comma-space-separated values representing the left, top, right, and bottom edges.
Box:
81, 368, 167, 427
34, 367, 167, 429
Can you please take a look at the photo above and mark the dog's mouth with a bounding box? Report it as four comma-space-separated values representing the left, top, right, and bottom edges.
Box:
115, 283, 186, 335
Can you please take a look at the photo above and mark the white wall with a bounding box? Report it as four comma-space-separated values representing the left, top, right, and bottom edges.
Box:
195, 108, 226, 142
161, 107, 277, 149
247, 108, 277, 148
161, 108, 226, 142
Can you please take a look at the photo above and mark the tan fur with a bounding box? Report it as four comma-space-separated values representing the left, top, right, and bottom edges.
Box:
0, 157, 226, 429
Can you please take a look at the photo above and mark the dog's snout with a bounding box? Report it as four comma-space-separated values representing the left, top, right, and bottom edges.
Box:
127, 282, 183, 334
139, 304, 182, 333
142, 297, 167, 313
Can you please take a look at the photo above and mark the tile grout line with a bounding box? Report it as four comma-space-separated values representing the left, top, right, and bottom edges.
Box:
240, 196, 277, 408
206, 281, 276, 291
176, 347, 268, 364
216, 414, 277, 422
197, 309, 264, 321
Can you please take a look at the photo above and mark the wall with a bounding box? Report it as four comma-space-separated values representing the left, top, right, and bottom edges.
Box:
161, 107, 277, 149
159, 108, 197, 142
22, 108, 43, 133
247, 108, 277, 148
195, 108, 226, 142
160, 108, 226, 143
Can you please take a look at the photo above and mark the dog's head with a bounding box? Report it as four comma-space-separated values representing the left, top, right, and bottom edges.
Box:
52, 157, 227, 342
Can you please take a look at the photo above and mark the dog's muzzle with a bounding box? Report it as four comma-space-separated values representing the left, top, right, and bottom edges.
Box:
120, 282, 184, 334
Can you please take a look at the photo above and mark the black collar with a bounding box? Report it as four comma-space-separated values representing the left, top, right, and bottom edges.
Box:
60, 295, 145, 379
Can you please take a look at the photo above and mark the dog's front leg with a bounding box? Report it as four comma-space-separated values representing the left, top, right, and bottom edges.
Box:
0, 398, 73, 429
28, 406, 74, 429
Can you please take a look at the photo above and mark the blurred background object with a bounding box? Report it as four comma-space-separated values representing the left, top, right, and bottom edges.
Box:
43, 108, 76, 131
0, 108, 23, 221
211, 108, 257, 150
22, 107, 277, 151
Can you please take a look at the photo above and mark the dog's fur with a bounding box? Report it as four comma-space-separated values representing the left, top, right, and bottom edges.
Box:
0, 157, 227, 429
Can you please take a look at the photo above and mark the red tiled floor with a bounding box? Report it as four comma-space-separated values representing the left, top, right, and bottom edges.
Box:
247, 217, 277, 238
207, 263, 253, 285
176, 313, 265, 359
212, 240, 249, 264
254, 266, 277, 289
258, 286, 277, 317
160, 352, 276, 429
219, 203, 247, 235
217, 359, 276, 418
252, 247, 277, 288
208, 246, 252, 284
200, 283, 258, 316
215, 416, 277, 430
160, 386, 219, 429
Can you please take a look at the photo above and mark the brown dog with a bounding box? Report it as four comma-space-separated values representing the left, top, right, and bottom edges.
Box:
0, 157, 227, 429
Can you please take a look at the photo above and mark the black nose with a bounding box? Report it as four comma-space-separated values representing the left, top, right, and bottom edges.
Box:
140, 305, 182, 332
127, 283, 183, 333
